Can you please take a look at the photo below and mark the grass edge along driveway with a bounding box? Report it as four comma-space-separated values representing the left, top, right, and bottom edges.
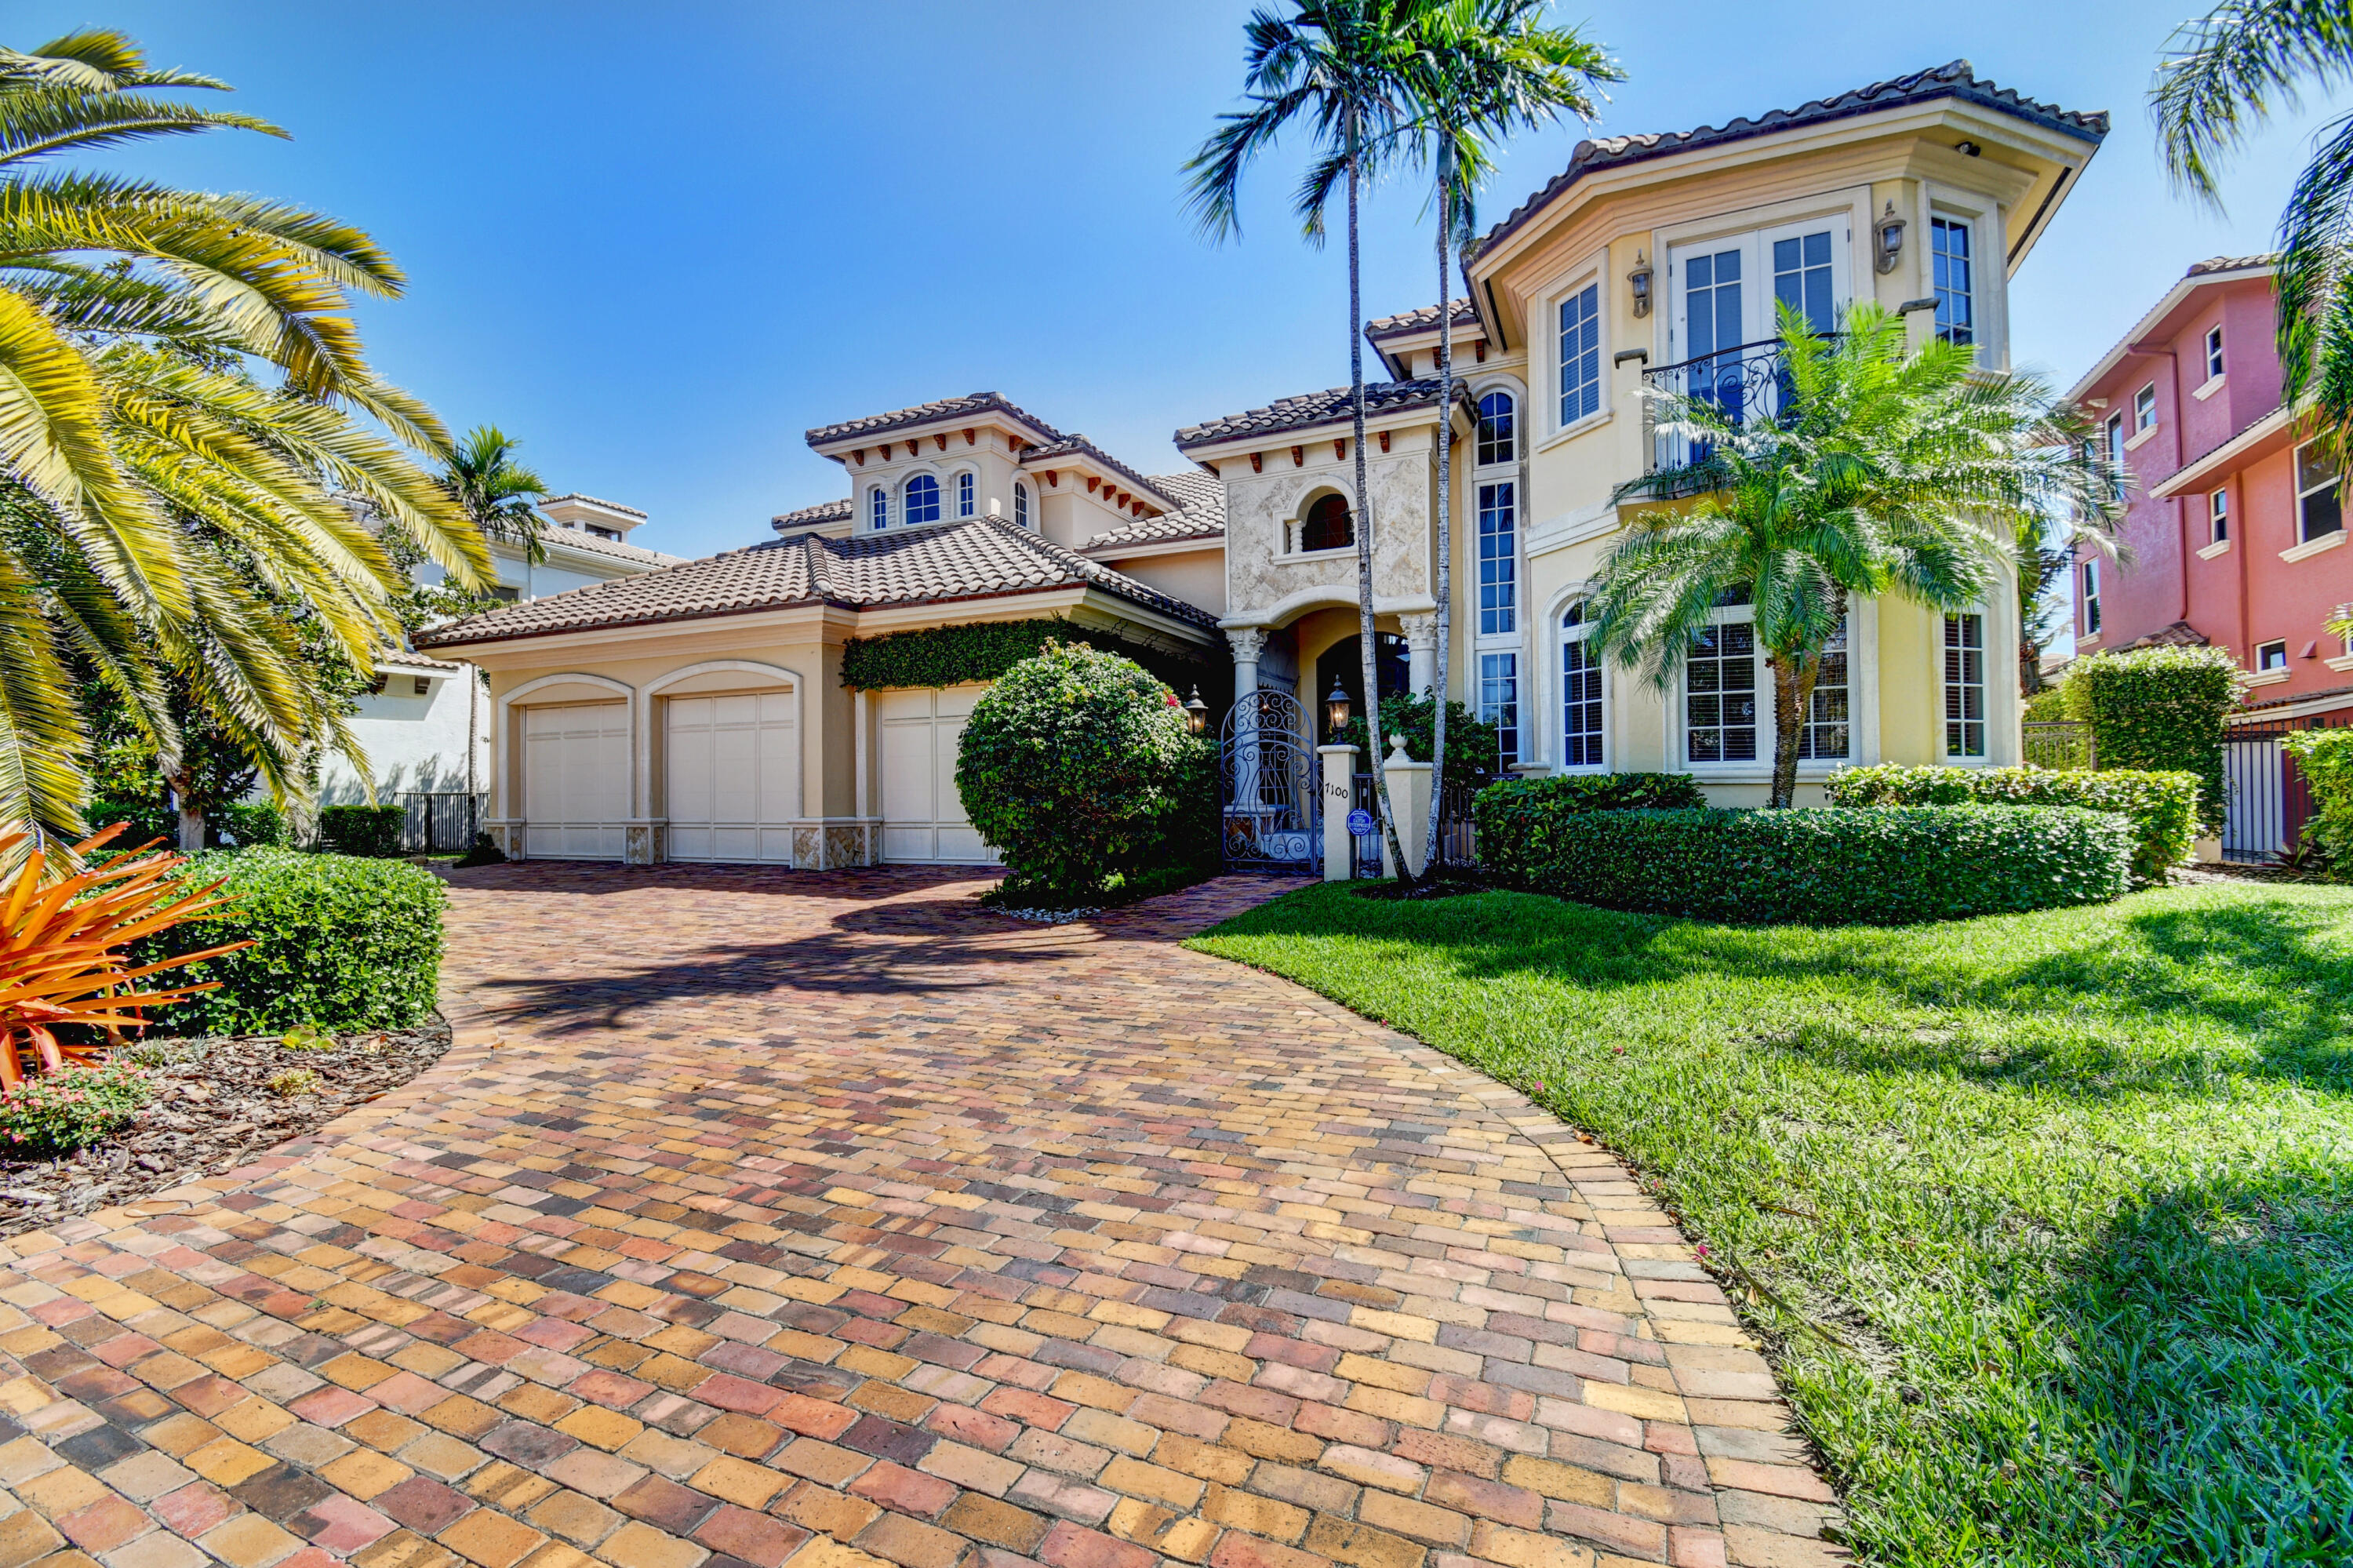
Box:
1187, 879, 2353, 1568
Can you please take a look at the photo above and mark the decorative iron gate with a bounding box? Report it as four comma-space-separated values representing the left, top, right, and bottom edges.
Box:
1220, 689, 1319, 874
401, 791, 483, 854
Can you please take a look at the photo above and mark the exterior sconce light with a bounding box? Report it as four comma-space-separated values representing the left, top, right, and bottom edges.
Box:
1326, 679, 1352, 740
1874, 202, 1907, 275
1955, 140, 1982, 157
1627, 253, 1653, 318
1184, 687, 1209, 737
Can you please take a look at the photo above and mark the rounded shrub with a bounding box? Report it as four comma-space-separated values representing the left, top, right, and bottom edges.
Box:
1826, 764, 2198, 885
955, 642, 1210, 903
2062, 646, 2239, 828
132, 849, 446, 1033
1482, 805, 2133, 925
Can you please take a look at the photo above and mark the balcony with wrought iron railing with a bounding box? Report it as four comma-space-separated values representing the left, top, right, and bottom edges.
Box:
1639, 336, 1821, 478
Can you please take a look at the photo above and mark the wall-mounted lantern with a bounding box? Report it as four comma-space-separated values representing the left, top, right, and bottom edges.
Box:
1627, 253, 1653, 318
1874, 202, 1907, 275
1326, 679, 1352, 740
1184, 687, 1209, 737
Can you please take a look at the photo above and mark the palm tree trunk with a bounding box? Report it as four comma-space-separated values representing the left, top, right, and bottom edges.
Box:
1350, 121, 1412, 883
1768, 653, 1819, 809
1421, 153, 1453, 875
167, 766, 204, 852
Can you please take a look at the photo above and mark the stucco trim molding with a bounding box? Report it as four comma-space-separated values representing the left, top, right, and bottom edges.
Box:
1220, 587, 1440, 632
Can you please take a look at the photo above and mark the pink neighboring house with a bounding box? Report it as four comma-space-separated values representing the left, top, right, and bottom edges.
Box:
2066, 256, 2353, 724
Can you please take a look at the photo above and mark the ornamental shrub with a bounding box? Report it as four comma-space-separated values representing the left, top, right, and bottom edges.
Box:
2062, 646, 2239, 828
2285, 728, 2353, 879
219, 802, 289, 849
956, 642, 1209, 903
1826, 764, 2198, 885
1337, 693, 1504, 794
133, 850, 446, 1033
0, 1062, 152, 1155
1480, 805, 2132, 925
1474, 773, 1707, 870
318, 803, 406, 857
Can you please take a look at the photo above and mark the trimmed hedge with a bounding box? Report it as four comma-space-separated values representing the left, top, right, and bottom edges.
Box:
318, 803, 405, 857
2063, 646, 2238, 828
1825, 764, 2198, 885
2286, 727, 2353, 877
1479, 806, 2133, 925
133, 849, 446, 1033
1474, 773, 1707, 870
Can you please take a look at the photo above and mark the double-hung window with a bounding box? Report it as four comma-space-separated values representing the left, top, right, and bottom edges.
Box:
2206, 325, 2225, 383
2134, 384, 2158, 435
1479, 653, 1519, 768
2082, 559, 2102, 635
1477, 482, 1516, 635
2210, 488, 2229, 543
1795, 619, 1850, 761
869, 487, 887, 530
904, 474, 940, 526
956, 471, 975, 518
1944, 613, 1986, 759
1560, 602, 1604, 769
1930, 217, 1973, 346
2105, 414, 2128, 500
1014, 482, 1031, 529
1686, 591, 1758, 763
1558, 285, 1601, 426
2297, 440, 2343, 542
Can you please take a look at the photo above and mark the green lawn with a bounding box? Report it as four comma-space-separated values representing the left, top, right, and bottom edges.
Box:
1188, 879, 2353, 1568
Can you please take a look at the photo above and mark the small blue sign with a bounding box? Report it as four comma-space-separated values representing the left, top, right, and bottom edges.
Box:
1345, 809, 1375, 836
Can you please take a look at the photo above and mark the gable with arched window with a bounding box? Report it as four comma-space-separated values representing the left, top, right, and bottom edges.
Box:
904, 474, 940, 526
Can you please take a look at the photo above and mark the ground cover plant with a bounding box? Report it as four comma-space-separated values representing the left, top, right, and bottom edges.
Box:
1191, 879, 2353, 1566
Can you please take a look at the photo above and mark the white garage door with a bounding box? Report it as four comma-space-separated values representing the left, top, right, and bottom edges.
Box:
666, 691, 799, 862
523, 703, 628, 860
878, 686, 996, 864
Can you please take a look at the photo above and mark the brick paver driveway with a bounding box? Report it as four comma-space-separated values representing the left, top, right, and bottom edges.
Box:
0, 868, 1839, 1568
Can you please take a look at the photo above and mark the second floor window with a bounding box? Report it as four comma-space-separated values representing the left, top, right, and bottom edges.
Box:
1015, 482, 1031, 528
1300, 493, 1352, 551
1559, 285, 1601, 426
869, 487, 887, 530
1944, 613, 1986, 759
1931, 216, 1973, 347
956, 472, 975, 518
2083, 559, 2102, 635
1774, 231, 1835, 334
1478, 482, 1516, 635
1476, 391, 1516, 466
904, 474, 940, 526
2297, 440, 2342, 542
2211, 488, 2229, 543
2206, 325, 2225, 382
2134, 384, 2158, 433
2258, 639, 2289, 671
2106, 414, 2127, 500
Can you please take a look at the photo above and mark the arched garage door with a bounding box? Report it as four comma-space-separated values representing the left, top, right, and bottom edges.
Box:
877, 686, 997, 864
522, 703, 629, 860
665, 691, 799, 862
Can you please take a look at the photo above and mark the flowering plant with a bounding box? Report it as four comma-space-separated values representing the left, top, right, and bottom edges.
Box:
0, 1061, 153, 1155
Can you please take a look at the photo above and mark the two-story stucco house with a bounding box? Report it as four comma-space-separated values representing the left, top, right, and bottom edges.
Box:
417, 60, 2106, 869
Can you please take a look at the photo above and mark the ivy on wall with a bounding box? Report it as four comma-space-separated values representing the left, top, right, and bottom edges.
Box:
839, 617, 1209, 695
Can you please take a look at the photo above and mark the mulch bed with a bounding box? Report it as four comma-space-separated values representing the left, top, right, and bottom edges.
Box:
0, 1019, 450, 1238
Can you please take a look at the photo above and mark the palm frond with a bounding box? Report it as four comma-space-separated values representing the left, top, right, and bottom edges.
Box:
2154, 0, 2353, 206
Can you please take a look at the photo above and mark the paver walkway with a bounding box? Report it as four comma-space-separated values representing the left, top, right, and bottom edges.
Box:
0, 868, 1842, 1568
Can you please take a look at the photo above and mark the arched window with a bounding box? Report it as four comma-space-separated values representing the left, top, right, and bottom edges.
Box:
904, 474, 940, 526
1014, 482, 1031, 528
1300, 493, 1353, 552
1562, 601, 1604, 769
1476, 391, 1517, 467
956, 471, 976, 518
869, 487, 887, 530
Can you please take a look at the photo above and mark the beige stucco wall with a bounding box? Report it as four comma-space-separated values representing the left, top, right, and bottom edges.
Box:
1218, 426, 1440, 628
1094, 547, 1227, 617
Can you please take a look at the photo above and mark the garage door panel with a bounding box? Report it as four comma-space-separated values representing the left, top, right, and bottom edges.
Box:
523, 704, 628, 860
664, 688, 798, 864
878, 685, 997, 865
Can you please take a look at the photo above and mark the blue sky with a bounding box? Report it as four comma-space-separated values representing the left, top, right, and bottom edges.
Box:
17, 1, 2336, 559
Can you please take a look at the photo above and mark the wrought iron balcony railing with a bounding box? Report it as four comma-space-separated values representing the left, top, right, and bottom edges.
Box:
1639, 336, 1827, 478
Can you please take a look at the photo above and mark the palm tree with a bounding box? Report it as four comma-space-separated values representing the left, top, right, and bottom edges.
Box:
2154, 2, 2353, 446
1186, 0, 1422, 878
1395, 0, 1617, 871
0, 30, 489, 853
1591, 301, 2118, 808
441, 425, 551, 566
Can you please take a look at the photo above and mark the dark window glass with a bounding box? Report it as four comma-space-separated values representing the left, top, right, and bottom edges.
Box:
1301, 494, 1353, 551
1476, 392, 1517, 465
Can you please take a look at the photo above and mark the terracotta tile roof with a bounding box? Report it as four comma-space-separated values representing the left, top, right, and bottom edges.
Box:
1174, 378, 1456, 450
1083, 472, 1227, 551
1017, 435, 1179, 511
1366, 300, 1480, 341
539, 492, 646, 518
805, 392, 1064, 447
771, 497, 854, 533
1475, 60, 2108, 261
2115, 620, 2210, 652
531, 522, 680, 568
2188, 254, 2278, 277
2239, 680, 2353, 713
416, 517, 1217, 649
376, 649, 466, 673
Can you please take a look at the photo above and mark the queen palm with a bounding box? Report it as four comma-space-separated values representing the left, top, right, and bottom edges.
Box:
0, 30, 489, 852
1590, 301, 2118, 809
1396, 0, 1616, 870
1186, 0, 1420, 878
2155, 1, 2353, 445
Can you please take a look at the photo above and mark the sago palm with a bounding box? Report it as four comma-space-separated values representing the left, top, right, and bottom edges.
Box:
1395, 0, 1617, 868
1186, 0, 1421, 879
2154, 0, 2353, 445
1593, 302, 2118, 808
0, 29, 489, 854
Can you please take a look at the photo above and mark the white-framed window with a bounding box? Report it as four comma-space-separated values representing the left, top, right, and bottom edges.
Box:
956, 471, 975, 518
904, 474, 940, 526
1669, 215, 1849, 366
2082, 558, 2102, 635
1477, 482, 1516, 635
2105, 413, 2127, 500
1944, 612, 1986, 759
2206, 325, 2225, 382
2257, 639, 2289, 671
2134, 384, 2158, 433
1560, 602, 1604, 769
1773, 229, 1835, 334
1930, 216, 1973, 347
2297, 440, 2342, 542
869, 487, 887, 531
1795, 618, 1851, 761
1476, 391, 1517, 466
1558, 285, 1601, 426
1014, 481, 1031, 529
2210, 488, 2229, 543
1686, 590, 1759, 763
1479, 652, 1519, 767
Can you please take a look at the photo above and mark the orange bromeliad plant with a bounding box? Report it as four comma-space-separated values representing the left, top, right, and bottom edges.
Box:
0, 827, 252, 1088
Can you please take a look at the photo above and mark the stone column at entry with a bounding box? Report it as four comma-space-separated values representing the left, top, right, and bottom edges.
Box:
1226, 628, 1266, 813
1380, 733, 1434, 879
1401, 613, 1438, 697
1318, 744, 1358, 881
